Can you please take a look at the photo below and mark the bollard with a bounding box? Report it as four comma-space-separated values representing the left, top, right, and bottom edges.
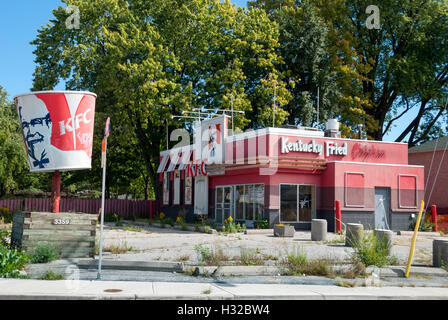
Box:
345, 223, 363, 247
431, 205, 437, 232
311, 219, 327, 241
433, 238, 448, 267
335, 200, 342, 234
374, 229, 394, 253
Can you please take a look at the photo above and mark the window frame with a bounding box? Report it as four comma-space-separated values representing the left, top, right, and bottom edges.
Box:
279, 183, 316, 223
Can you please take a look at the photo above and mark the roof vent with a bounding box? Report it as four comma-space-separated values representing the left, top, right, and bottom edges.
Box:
325, 119, 341, 138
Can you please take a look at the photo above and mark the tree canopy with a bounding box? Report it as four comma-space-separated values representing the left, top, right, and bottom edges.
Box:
0, 0, 445, 199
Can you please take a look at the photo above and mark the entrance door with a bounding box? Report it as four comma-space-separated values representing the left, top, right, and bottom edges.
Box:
194, 176, 208, 215
374, 187, 391, 230
215, 186, 233, 224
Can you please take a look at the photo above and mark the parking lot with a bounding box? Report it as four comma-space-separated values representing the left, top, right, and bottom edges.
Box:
97, 222, 436, 267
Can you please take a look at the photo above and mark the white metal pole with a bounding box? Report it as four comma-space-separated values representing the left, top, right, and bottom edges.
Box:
231, 94, 234, 134
97, 138, 107, 280
273, 81, 276, 127
166, 119, 169, 150
317, 87, 320, 128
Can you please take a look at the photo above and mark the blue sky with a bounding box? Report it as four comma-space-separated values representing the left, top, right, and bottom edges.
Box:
0, 0, 410, 141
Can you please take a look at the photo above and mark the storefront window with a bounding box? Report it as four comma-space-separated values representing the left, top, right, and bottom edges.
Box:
280, 184, 315, 222
216, 184, 264, 223
234, 185, 245, 220
299, 185, 314, 222
280, 184, 297, 222
253, 184, 264, 220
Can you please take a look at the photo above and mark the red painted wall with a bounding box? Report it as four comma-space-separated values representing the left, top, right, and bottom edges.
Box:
409, 150, 448, 213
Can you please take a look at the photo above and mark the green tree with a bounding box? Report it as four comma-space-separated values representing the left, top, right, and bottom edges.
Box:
314, 0, 448, 143
31, 0, 292, 200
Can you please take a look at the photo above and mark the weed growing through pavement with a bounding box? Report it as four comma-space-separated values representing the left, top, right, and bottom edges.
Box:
337, 280, 356, 288
240, 248, 264, 266
202, 287, 212, 294
350, 229, 397, 267
281, 247, 333, 276
104, 241, 134, 254
194, 244, 229, 266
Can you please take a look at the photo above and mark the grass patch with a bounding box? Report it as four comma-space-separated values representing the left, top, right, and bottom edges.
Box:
281, 248, 333, 276
202, 287, 212, 295
240, 249, 264, 266
337, 280, 356, 288
262, 254, 279, 261
104, 241, 134, 254
194, 244, 229, 266
122, 225, 147, 233
40, 270, 64, 280
324, 235, 346, 245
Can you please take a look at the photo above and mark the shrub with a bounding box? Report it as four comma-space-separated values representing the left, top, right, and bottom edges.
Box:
223, 216, 237, 233
255, 219, 269, 229
0, 245, 29, 278
28, 244, 60, 264
0, 207, 12, 224
350, 230, 395, 267
0, 229, 10, 247
203, 225, 211, 233
162, 217, 175, 227
409, 213, 435, 232
102, 212, 120, 223
176, 216, 188, 230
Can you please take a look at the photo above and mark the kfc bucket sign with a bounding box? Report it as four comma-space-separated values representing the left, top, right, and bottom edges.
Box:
14, 91, 97, 172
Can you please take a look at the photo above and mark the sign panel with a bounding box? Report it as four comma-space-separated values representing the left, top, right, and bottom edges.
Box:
194, 116, 228, 164
14, 91, 97, 172
185, 176, 192, 205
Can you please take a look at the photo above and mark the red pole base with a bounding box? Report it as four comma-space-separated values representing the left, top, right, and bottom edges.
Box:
335, 200, 342, 234
431, 205, 437, 232
51, 170, 61, 213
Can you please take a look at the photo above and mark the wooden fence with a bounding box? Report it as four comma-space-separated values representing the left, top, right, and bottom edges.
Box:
0, 198, 162, 219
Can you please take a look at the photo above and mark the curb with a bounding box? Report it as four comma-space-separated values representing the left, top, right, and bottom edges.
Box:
366, 266, 448, 278
244, 229, 273, 235
77, 259, 184, 272
396, 231, 444, 237
186, 265, 285, 277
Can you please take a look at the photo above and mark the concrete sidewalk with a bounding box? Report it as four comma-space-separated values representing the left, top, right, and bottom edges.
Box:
1, 279, 448, 300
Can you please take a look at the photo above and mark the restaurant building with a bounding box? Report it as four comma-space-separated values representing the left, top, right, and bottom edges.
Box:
158, 115, 424, 231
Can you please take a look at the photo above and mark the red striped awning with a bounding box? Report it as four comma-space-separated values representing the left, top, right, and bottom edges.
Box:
157, 154, 170, 173
178, 148, 193, 171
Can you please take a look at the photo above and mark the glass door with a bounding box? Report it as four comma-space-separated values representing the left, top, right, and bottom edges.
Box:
215, 186, 233, 224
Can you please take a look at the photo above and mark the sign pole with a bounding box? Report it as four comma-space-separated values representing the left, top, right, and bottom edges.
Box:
50, 170, 61, 213
97, 117, 110, 280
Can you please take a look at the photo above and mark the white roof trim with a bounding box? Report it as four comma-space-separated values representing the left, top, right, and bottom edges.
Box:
326, 161, 424, 168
